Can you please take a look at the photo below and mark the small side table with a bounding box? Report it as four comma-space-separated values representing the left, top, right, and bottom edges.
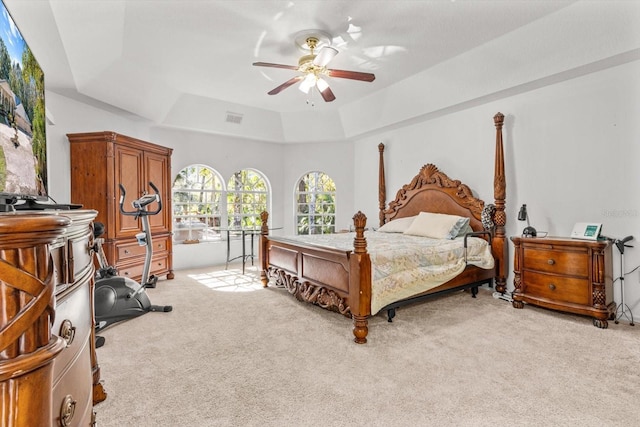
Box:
511, 236, 615, 328
222, 227, 282, 274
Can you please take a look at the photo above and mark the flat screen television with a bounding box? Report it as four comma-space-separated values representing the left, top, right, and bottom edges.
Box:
0, 0, 48, 211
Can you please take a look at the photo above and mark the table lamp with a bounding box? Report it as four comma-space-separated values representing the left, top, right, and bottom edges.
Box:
518, 204, 537, 237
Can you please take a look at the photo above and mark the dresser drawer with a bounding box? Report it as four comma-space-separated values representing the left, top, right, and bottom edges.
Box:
522, 270, 590, 305
523, 246, 589, 277
119, 255, 169, 280
115, 235, 169, 261
52, 280, 92, 380
69, 231, 94, 283
52, 340, 94, 427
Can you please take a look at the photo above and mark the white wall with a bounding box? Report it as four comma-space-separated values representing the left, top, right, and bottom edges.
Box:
353, 60, 640, 318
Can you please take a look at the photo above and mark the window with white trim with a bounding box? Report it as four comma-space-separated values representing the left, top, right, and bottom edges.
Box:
227, 169, 269, 228
172, 164, 224, 243
295, 171, 336, 235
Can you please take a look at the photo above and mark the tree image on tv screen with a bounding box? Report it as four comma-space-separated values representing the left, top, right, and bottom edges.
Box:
0, 4, 47, 199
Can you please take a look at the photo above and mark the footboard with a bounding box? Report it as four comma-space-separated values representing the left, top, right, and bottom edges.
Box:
263, 238, 352, 314
260, 211, 372, 343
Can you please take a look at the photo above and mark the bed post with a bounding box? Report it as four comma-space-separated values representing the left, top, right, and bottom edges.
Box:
378, 143, 386, 227
259, 210, 269, 287
492, 112, 508, 294
350, 211, 371, 344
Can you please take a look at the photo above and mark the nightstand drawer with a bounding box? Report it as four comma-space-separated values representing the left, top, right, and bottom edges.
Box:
523, 270, 590, 305
523, 247, 589, 277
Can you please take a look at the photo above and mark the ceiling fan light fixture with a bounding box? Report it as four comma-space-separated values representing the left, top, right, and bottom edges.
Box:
313, 46, 338, 67
299, 73, 316, 94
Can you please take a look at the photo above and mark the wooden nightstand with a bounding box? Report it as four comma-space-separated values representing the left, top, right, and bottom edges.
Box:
511, 236, 615, 328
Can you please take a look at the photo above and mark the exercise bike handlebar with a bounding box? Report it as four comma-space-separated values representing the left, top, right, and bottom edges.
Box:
119, 182, 162, 217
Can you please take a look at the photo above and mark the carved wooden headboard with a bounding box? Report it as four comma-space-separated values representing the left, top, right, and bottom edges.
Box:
381, 164, 485, 231
377, 112, 506, 235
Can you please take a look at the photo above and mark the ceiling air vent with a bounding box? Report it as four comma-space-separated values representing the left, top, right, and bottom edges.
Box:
225, 111, 243, 124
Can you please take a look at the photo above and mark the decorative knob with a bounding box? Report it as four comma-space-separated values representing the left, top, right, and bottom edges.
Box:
547, 259, 555, 265
60, 395, 76, 426
124, 249, 130, 254
548, 283, 556, 291
59, 319, 76, 347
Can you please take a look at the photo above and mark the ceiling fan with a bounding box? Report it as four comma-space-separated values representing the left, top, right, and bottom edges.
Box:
253, 32, 375, 102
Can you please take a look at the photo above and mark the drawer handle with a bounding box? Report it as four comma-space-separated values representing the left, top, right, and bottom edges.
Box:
60, 395, 77, 427
59, 319, 76, 347
548, 283, 556, 291
547, 259, 555, 265
124, 249, 130, 254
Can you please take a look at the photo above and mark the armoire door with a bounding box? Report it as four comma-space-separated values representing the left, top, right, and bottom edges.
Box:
144, 151, 171, 233
114, 144, 143, 238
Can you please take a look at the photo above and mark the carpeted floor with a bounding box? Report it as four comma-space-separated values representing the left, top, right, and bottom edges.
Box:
94, 264, 640, 426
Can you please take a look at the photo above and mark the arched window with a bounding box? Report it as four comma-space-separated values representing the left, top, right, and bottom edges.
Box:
172, 164, 224, 243
295, 171, 336, 235
227, 169, 269, 228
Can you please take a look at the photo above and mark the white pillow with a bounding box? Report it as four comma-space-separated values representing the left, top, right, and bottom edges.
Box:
377, 215, 417, 233
403, 212, 470, 240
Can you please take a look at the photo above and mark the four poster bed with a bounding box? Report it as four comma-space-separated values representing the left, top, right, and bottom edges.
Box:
259, 112, 508, 343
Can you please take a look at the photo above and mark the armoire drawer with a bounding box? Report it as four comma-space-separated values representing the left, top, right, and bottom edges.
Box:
118, 255, 169, 280
115, 235, 170, 262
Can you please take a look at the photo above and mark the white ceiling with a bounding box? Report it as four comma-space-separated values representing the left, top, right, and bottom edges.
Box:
4, 0, 639, 141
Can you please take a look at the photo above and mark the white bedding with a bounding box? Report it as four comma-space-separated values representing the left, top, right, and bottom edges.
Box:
278, 231, 494, 314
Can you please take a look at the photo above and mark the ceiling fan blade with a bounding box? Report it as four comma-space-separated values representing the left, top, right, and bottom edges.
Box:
267, 76, 304, 95
317, 81, 336, 102
313, 46, 339, 67
326, 69, 376, 82
253, 62, 299, 71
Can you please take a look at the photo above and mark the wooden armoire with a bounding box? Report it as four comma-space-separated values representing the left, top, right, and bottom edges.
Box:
67, 132, 174, 282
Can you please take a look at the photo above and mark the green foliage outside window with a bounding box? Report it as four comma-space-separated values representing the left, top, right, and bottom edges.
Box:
172, 165, 224, 242
227, 169, 268, 229
296, 172, 336, 235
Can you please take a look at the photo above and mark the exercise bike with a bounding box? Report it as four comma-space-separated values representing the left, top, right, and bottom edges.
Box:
93, 182, 172, 339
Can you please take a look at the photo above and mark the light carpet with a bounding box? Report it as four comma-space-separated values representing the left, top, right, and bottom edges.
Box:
94, 264, 640, 426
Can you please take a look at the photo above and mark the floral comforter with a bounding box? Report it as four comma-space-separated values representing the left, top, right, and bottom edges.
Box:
280, 231, 494, 315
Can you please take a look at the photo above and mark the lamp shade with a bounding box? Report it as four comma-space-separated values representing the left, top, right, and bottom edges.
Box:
518, 204, 527, 221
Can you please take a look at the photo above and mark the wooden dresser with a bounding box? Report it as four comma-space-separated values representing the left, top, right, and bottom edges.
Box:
0, 210, 102, 426
50, 209, 106, 426
511, 236, 615, 328
67, 131, 174, 283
